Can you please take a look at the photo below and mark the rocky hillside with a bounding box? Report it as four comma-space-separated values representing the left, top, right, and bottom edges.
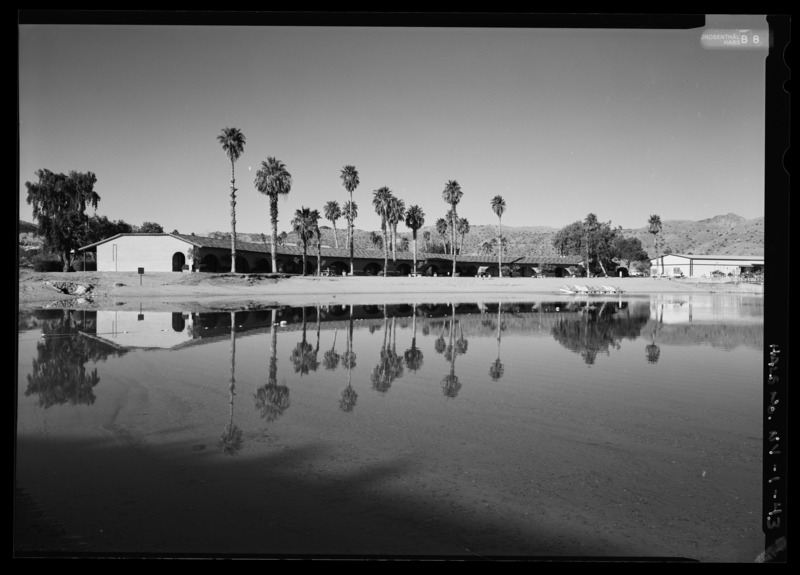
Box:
20, 212, 765, 259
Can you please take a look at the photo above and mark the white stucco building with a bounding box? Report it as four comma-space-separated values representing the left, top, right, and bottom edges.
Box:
650, 253, 764, 278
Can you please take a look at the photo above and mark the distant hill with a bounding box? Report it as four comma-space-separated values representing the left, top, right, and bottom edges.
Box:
20, 213, 764, 259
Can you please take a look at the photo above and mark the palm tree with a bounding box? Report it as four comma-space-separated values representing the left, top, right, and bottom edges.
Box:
372, 187, 393, 277
343, 201, 357, 250
490, 195, 506, 277
387, 196, 406, 262
457, 217, 470, 255
340, 165, 360, 275
404, 303, 424, 372
219, 312, 243, 454
441, 303, 462, 398
323, 328, 340, 371
217, 127, 246, 273
255, 157, 293, 273
290, 306, 320, 376
648, 214, 662, 276
489, 303, 505, 381
435, 217, 449, 253
422, 230, 431, 252
404, 205, 425, 274
442, 180, 463, 276
324, 201, 342, 249
314, 216, 323, 276
291, 207, 318, 276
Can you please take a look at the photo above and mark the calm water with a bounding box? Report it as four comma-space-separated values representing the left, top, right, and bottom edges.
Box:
16, 294, 765, 560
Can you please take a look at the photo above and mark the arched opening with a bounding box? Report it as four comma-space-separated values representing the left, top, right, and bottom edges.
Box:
486, 265, 500, 277
364, 262, 382, 276
171, 251, 186, 272
171, 312, 186, 332
200, 254, 219, 273
554, 267, 565, 278
329, 260, 348, 276
254, 258, 271, 273
464, 265, 478, 277
423, 264, 439, 276
236, 256, 250, 273
395, 263, 411, 276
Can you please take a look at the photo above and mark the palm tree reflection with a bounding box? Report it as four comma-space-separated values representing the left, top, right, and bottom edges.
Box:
488, 303, 505, 381
646, 303, 663, 364
219, 312, 244, 455
440, 303, 463, 398
403, 303, 424, 372
290, 306, 319, 376
323, 328, 341, 371
371, 306, 404, 394
339, 305, 358, 412
254, 309, 290, 423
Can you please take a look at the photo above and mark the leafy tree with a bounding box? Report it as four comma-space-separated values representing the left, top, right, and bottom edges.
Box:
490, 195, 506, 276
324, 200, 342, 249
387, 196, 406, 262
342, 201, 357, 250
435, 217, 449, 253
457, 217, 470, 255
405, 205, 425, 273
648, 214, 662, 274
136, 221, 164, 233
217, 127, 246, 273
613, 235, 649, 271
442, 181, 463, 276
340, 165, 360, 274
83, 215, 133, 245
422, 229, 431, 251
255, 157, 293, 273
369, 230, 383, 250
372, 187, 393, 277
292, 207, 318, 276
26, 169, 100, 271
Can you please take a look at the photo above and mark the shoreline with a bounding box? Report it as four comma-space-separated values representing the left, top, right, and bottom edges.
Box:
18, 269, 764, 312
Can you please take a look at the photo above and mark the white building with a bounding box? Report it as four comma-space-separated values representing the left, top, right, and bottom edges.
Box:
650, 254, 764, 278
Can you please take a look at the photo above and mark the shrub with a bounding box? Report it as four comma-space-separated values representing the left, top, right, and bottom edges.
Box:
32, 256, 63, 272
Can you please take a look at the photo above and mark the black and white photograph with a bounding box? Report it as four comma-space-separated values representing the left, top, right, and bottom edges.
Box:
16, 12, 789, 562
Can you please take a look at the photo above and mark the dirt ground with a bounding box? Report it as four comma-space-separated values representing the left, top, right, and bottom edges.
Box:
16, 268, 760, 312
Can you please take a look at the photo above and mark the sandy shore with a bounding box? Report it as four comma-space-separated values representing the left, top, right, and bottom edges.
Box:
18, 269, 763, 312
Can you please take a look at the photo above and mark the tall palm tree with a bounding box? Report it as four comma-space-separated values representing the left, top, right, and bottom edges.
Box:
435, 218, 449, 253
490, 195, 507, 277
372, 187, 393, 277
255, 157, 293, 273
648, 214, 663, 276
340, 165, 360, 275
219, 312, 244, 454
343, 201, 357, 250
489, 303, 505, 381
404, 303, 424, 372
441, 303, 462, 398
291, 206, 318, 276
422, 229, 431, 252
324, 201, 342, 249
217, 127, 246, 273
339, 305, 358, 412
442, 180, 463, 276
457, 217, 470, 255
254, 309, 290, 423
387, 196, 406, 262
404, 205, 425, 274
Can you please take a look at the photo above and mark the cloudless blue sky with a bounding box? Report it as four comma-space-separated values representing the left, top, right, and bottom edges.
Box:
19, 14, 768, 236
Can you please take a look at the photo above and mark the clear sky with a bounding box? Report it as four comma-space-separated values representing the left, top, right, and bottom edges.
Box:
18, 14, 768, 236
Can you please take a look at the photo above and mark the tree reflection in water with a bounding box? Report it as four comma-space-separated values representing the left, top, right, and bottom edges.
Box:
440, 303, 463, 398
322, 328, 340, 371
486, 303, 505, 382
339, 306, 358, 412
254, 309, 291, 423
646, 303, 663, 364
290, 306, 319, 376
25, 309, 119, 408
550, 300, 650, 365
219, 312, 244, 455
403, 303, 424, 372
370, 306, 404, 394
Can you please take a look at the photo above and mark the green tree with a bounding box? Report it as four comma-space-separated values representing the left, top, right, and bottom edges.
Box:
217, 127, 246, 273
442, 181, 463, 276
255, 157, 293, 273
613, 235, 649, 272
136, 221, 164, 233
324, 200, 342, 249
84, 215, 133, 245
404, 205, 426, 274
372, 187, 393, 277
457, 217, 470, 255
490, 195, 506, 277
435, 217, 449, 253
26, 169, 100, 271
340, 165, 360, 275
387, 196, 406, 262
648, 214, 662, 275
292, 207, 318, 276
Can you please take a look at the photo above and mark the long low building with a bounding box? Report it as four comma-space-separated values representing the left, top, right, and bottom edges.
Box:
79, 233, 584, 277
650, 253, 764, 278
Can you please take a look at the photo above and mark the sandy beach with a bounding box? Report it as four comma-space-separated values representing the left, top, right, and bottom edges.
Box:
17, 269, 763, 312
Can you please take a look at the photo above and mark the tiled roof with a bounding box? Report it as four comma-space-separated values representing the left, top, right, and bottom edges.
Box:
80, 233, 582, 265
